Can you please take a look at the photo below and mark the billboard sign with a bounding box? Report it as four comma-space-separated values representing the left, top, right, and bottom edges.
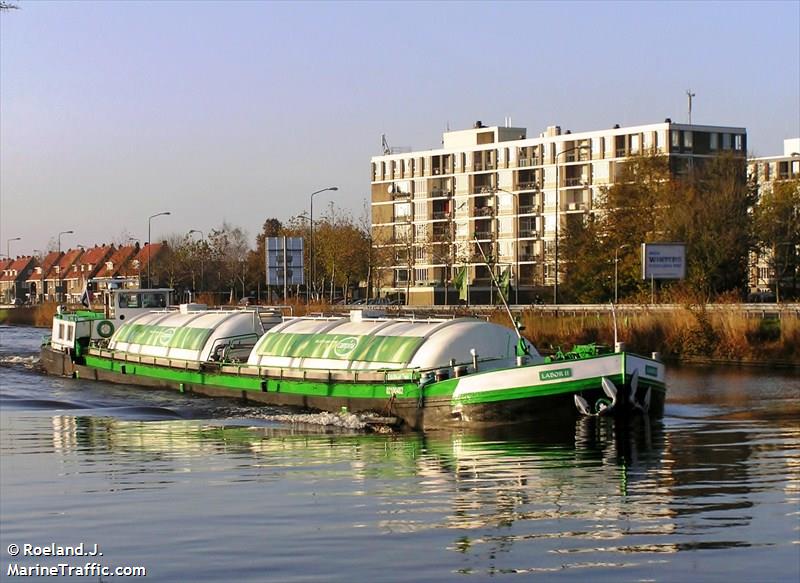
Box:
641, 242, 686, 280
266, 237, 304, 286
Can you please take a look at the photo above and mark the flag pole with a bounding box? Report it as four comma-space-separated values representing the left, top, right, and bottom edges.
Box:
473, 237, 521, 341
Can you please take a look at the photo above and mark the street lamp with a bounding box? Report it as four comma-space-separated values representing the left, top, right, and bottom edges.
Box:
495, 188, 523, 304
614, 244, 631, 303
7, 237, 21, 260
57, 230, 74, 254
57, 230, 74, 302
188, 229, 205, 294
554, 144, 590, 304
33, 249, 43, 303
147, 212, 171, 288
309, 187, 338, 302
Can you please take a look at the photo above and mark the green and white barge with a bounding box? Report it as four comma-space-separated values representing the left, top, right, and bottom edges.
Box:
41, 300, 666, 430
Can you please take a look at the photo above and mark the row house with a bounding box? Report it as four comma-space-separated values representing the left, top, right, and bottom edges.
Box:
93, 244, 140, 290
42, 249, 83, 303
6, 243, 168, 305
25, 251, 62, 303
0, 256, 36, 304
116, 243, 164, 289
61, 245, 114, 302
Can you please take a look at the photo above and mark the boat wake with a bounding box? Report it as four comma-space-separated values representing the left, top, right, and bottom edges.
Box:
260, 411, 368, 430
0, 354, 41, 369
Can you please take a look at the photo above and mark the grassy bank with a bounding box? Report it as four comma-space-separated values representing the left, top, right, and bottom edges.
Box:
3, 302, 796, 365
0, 303, 58, 328
488, 306, 799, 364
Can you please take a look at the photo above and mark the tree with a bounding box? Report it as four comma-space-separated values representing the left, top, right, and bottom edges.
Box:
753, 178, 800, 300
559, 212, 607, 302
667, 153, 755, 296
570, 152, 673, 302
208, 222, 249, 303
314, 204, 369, 302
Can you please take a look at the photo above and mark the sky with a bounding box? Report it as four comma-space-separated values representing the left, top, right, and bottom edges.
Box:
1, 0, 799, 257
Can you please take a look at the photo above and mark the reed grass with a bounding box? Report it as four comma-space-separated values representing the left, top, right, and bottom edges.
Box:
489, 306, 798, 363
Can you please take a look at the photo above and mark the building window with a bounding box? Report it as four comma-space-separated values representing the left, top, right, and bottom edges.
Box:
414, 268, 427, 283
395, 269, 409, 284
684, 131, 693, 149
734, 134, 743, 150
394, 202, 411, 219
631, 134, 640, 154
671, 130, 680, 149
722, 133, 731, 149
710, 133, 718, 150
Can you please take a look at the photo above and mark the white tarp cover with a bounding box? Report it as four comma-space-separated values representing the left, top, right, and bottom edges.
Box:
247, 317, 540, 371
109, 311, 262, 362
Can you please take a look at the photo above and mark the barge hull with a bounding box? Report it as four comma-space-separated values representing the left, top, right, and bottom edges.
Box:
41, 347, 665, 430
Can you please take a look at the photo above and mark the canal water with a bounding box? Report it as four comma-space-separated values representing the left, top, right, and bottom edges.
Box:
1, 325, 798, 582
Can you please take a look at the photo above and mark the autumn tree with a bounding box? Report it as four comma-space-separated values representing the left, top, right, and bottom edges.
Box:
559, 212, 607, 302
667, 153, 755, 297
208, 222, 250, 303
753, 177, 800, 299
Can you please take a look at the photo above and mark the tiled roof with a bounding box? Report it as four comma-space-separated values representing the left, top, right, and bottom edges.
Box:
0, 256, 35, 282
118, 243, 164, 276
96, 245, 138, 279
44, 248, 83, 280
65, 245, 113, 279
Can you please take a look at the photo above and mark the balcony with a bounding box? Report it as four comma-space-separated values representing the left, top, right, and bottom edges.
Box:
564, 177, 585, 187
517, 181, 538, 191
519, 229, 537, 238
432, 211, 450, 220
474, 206, 494, 217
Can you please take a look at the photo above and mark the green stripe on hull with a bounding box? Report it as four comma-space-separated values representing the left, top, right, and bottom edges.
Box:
84, 355, 424, 401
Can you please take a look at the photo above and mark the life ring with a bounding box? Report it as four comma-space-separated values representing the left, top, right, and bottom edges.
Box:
97, 320, 115, 338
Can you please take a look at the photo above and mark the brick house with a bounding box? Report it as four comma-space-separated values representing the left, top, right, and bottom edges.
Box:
25, 251, 62, 303
0, 256, 36, 304
43, 249, 83, 303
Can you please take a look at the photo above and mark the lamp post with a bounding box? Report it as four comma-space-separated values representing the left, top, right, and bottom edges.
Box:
494, 188, 522, 304
188, 229, 205, 294
309, 187, 338, 302
554, 144, 590, 304
614, 244, 631, 303
57, 230, 74, 254
7, 236, 21, 260
57, 230, 74, 302
147, 212, 171, 288
33, 249, 43, 303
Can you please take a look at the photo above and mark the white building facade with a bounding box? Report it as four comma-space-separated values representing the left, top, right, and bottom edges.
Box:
747, 138, 800, 298
370, 120, 747, 305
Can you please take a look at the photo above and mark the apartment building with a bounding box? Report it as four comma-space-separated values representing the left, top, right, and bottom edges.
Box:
371, 120, 747, 305
748, 138, 800, 297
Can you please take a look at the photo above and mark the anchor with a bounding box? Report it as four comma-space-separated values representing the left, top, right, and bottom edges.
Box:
574, 369, 650, 417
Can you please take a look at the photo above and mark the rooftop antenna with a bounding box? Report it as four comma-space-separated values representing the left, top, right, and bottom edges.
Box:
686, 89, 696, 124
